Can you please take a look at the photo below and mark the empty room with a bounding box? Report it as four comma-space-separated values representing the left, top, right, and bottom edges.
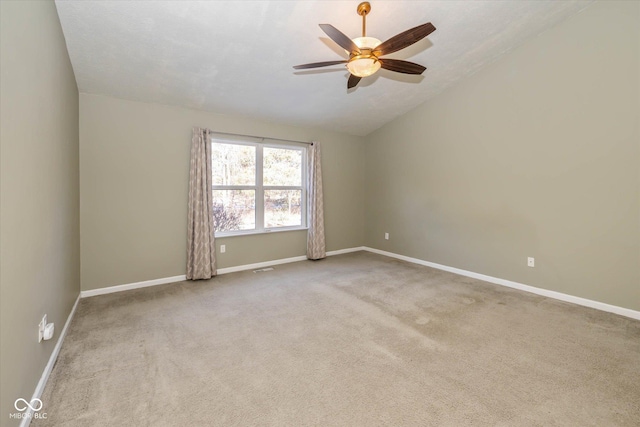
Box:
1, 0, 639, 426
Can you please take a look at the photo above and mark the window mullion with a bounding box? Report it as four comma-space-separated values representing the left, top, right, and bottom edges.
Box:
262, 186, 303, 191
302, 148, 307, 228
256, 144, 264, 231
212, 185, 256, 191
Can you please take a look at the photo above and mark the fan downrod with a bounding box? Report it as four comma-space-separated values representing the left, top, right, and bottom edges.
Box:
357, 2, 371, 37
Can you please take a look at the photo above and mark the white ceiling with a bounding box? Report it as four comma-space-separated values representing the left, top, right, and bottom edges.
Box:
55, 0, 594, 136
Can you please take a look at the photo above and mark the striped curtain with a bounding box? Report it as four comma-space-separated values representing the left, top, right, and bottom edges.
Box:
186, 127, 216, 279
307, 142, 326, 260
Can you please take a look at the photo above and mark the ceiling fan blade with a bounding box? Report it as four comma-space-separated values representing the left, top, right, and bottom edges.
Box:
347, 74, 362, 89
293, 60, 348, 70
319, 24, 360, 54
380, 59, 426, 75
374, 23, 436, 56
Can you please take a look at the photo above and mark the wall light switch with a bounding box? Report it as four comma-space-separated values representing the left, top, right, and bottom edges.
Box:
220, 245, 226, 253
527, 257, 535, 267
384, 233, 389, 240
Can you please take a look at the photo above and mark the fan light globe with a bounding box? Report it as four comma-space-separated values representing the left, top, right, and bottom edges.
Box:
347, 36, 382, 78
352, 36, 381, 50
347, 57, 381, 77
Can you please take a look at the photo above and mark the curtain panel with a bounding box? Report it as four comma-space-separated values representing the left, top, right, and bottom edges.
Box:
186, 127, 217, 279
307, 142, 326, 260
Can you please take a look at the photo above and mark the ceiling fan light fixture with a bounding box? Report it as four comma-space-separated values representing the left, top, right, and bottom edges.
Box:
293, 1, 435, 88
347, 55, 381, 77
352, 36, 381, 50
347, 36, 382, 77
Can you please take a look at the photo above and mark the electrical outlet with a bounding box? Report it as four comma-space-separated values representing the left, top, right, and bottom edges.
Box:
384, 232, 389, 240
38, 315, 47, 343
527, 257, 535, 267
220, 244, 226, 253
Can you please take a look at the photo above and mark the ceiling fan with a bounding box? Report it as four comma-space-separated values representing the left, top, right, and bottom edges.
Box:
293, 2, 436, 89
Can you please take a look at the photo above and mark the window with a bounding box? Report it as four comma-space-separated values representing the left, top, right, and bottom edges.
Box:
211, 137, 307, 236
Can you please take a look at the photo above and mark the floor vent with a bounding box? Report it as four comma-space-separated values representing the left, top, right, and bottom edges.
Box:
253, 267, 275, 273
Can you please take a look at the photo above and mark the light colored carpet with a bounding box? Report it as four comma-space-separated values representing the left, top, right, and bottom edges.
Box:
35, 251, 639, 426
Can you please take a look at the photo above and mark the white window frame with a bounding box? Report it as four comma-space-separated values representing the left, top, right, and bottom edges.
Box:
212, 138, 307, 237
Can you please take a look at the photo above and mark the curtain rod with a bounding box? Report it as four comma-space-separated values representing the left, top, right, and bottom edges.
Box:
208, 130, 313, 145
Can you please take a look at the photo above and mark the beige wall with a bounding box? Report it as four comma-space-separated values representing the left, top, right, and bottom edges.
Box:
0, 1, 80, 423
79, 94, 365, 291
365, 1, 639, 311
0, 2, 636, 423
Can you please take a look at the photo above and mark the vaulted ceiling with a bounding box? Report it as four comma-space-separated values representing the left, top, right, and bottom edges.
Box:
55, 0, 593, 136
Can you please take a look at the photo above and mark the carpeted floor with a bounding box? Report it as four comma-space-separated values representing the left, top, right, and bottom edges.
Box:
35, 251, 640, 426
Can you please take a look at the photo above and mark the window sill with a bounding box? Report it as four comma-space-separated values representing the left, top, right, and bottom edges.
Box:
215, 227, 308, 239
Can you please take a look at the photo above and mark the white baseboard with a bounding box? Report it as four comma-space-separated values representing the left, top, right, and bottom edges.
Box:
216, 246, 365, 274
74, 246, 639, 322
326, 247, 367, 256
216, 255, 307, 275
80, 275, 187, 298
78, 247, 366, 297
362, 247, 640, 321
21, 294, 80, 427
